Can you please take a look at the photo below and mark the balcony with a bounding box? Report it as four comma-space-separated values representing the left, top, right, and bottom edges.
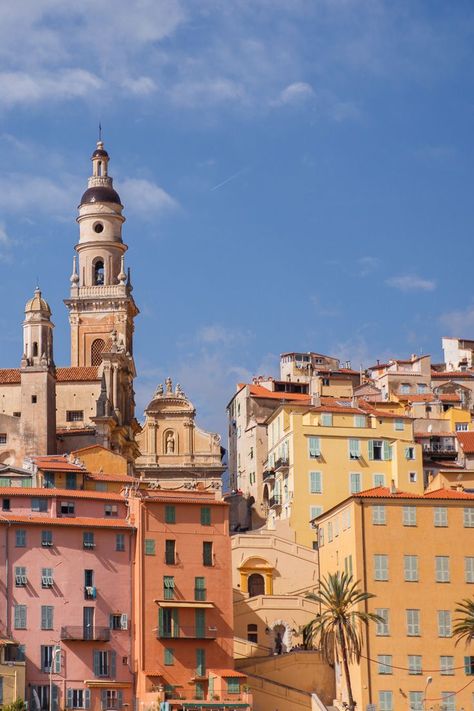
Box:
269, 495, 282, 508
422, 442, 457, 459
84, 586, 97, 600
156, 625, 217, 640
262, 468, 275, 482
61, 626, 110, 642
274, 457, 289, 471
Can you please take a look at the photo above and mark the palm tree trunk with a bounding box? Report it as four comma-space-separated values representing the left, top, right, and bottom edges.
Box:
339, 624, 356, 711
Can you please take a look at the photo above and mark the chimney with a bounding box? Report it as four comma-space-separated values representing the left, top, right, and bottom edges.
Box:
390, 479, 397, 495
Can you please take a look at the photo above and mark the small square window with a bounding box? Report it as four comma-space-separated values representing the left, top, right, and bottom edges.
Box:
0, 433, 7, 444
60, 501, 75, 515
31, 395, 37, 404
2, 498, 11, 511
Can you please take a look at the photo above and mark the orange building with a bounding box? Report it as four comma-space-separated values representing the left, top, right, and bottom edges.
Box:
129, 489, 252, 710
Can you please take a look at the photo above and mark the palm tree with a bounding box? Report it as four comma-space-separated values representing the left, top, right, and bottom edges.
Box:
304, 571, 383, 711
453, 597, 474, 647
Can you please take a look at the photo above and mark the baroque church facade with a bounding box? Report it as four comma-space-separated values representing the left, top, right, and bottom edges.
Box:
0, 141, 223, 484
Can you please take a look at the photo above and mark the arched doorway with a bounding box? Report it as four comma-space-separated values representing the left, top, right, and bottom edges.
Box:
248, 573, 265, 598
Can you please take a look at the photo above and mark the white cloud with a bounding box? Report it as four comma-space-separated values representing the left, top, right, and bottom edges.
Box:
386, 274, 436, 292
0, 222, 13, 262
119, 178, 178, 216
439, 306, 474, 337
0, 223, 10, 245
0, 70, 103, 107
121, 76, 157, 96
197, 325, 252, 346
275, 81, 314, 105
358, 255, 380, 276
0, 174, 79, 216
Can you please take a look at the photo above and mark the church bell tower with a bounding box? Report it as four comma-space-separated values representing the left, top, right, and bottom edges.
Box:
65, 140, 139, 368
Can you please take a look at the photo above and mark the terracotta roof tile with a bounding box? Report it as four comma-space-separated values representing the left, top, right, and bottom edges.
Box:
34, 456, 84, 472
0, 514, 132, 528
56, 367, 100, 382
0, 369, 21, 384
0, 486, 124, 500
57, 427, 96, 436
248, 385, 310, 402
432, 370, 474, 379
208, 669, 247, 678
86, 472, 134, 482
353, 485, 474, 500
457, 432, 474, 454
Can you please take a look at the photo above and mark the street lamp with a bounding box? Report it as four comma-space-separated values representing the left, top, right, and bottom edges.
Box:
49, 645, 61, 711
423, 676, 432, 711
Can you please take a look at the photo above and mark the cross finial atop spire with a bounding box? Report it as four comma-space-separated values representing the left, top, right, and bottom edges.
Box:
98, 122, 102, 142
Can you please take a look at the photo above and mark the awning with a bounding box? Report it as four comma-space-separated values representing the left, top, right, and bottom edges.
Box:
155, 602, 214, 608
0, 638, 16, 646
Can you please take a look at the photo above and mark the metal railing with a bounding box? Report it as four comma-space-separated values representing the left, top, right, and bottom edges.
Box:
156, 625, 217, 640
60, 626, 110, 641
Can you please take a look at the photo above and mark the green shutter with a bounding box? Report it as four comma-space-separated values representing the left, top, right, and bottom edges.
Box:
158, 607, 164, 637
100, 690, 107, 710
93, 650, 100, 676
172, 608, 180, 638
164, 648, 174, 665
110, 650, 116, 678
52, 685, 59, 711
195, 609, 205, 638
145, 539, 155, 555
84, 690, 91, 709
368, 440, 374, 460
196, 648, 205, 676
383, 441, 392, 460
201, 507, 211, 526
117, 691, 123, 708
165, 505, 176, 524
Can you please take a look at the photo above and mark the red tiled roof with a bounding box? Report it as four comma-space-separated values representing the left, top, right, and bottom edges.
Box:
0, 367, 99, 384
143, 492, 228, 505
208, 669, 247, 678
247, 385, 310, 402
432, 370, 474, 379
86, 472, 134, 482
439, 393, 462, 402
457, 432, 474, 454
358, 401, 412, 419
0, 486, 124, 500
34, 456, 84, 472
57, 428, 96, 436
399, 394, 434, 403
353, 486, 474, 500
0, 514, 132, 528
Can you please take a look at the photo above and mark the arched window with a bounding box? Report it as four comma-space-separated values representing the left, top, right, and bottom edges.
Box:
248, 573, 265, 598
91, 338, 105, 366
93, 260, 104, 286
97, 161, 102, 177
32, 342, 38, 357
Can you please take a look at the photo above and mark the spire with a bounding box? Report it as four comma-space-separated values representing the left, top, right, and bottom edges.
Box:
70, 256, 79, 285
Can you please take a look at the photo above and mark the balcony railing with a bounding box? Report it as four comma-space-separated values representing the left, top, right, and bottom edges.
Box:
269, 495, 282, 508
156, 625, 217, 640
163, 689, 251, 705
422, 443, 456, 458
262, 469, 275, 481
274, 457, 289, 471
60, 626, 110, 642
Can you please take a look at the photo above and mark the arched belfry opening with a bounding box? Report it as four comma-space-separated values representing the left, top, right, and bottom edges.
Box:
91, 338, 105, 366
93, 260, 105, 286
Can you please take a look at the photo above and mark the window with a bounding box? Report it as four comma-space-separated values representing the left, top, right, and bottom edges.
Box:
354, 415, 366, 428
227, 678, 240, 695
440, 656, 454, 675
195, 577, 206, 601
438, 610, 452, 637
93, 260, 105, 286
374, 554, 388, 581
41, 530, 53, 546
369, 440, 391, 461
109, 614, 127, 630
309, 471, 322, 493
320, 413, 332, 426
91, 339, 105, 366
435, 556, 450, 582
15, 566, 27, 586
201, 507, 211, 526
440, 692, 455, 711
95, 482, 107, 492
100, 690, 123, 710
2, 498, 10, 511
32, 497, 48, 512
308, 436, 320, 458
83, 532, 95, 549
464, 508, 474, 527
327, 522, 333, 542
41, 645, 60, 673
405, 447, 415, 460
466, 557, 474, 583
456, 422, 468, 431
31, 395, 37, 404
400, 384, 410, 394
66, 410, 84, 422
60, 501, 75, 515
41, 605, 54, 630
310, 506, 323, 522
93, 650, 116, 678
378, 691, 393, 711
164, 648, 174, 666
404, 556, 419, 582
14, 604, 27, 629
408, 655, 422, 675
344, 555, 353, 576
16, 529, 26, 547
163, 576, 175, 600
403, 506, 417, 526
165, 540, 176, 564
377, 655, 392, 674
247, 623, 258, 644
406, 609, 420, 636
104, 504, 118, 517
196, 648, 206, 676
41, 568, 53, 588
464, 656, 474, 675
372, 505, 386, 525
373, 473, 385, 487
65, 473, 77, 490
409, 471, 417, 483
0, 433, 7, 444
145, 539, 155, 555
116, 534, 125, 552
408, 691, 423, 711
195, 608, 206, 638
376, 608, 390, 636
394, 419, 404, 431
165, 505, 176, 524
348, 439, 360, 459
203, 541, 213, 566
434, 507, 448, 527
350, 472, 361, 494
66, 689, 91, 709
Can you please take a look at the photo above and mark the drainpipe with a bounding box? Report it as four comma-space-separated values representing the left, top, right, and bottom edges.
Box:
360, 501, 372, 703
1, 515, 11, 636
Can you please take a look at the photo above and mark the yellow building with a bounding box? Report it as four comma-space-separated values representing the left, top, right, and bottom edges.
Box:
265, 399, 424, 546
0, 639, 26, 707
316, 486, 474, 711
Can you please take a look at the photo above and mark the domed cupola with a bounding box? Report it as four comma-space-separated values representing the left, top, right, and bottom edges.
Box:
80, 140, 122, 206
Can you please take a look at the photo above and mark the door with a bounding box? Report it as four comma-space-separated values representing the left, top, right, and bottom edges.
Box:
248, 573, 265, 597
83, 607, 94, 640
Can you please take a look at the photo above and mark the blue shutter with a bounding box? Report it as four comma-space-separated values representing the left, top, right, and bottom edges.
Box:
84, 690, 91, 709
117, 691, 123, 708
66, 689, 73, 709
368, 440, 374, 460
383, 441, 392, 461
101, 690, 107, 710
110, 650, 116, 678
93, 650, 100, 676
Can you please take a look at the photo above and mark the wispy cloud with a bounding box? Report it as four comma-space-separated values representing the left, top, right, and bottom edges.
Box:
358, 255, 380, 277
210, 167, 249, 192
0, 222, 13, 262
119, 178, 178, 217
0, 70, 103, 107
386, 274, 436, 292
197, 324, 253, 347
439, 306, 474, 337
274, 81, 315, 106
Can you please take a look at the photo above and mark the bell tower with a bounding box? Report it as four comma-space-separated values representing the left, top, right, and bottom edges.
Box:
64, 140, 139, 368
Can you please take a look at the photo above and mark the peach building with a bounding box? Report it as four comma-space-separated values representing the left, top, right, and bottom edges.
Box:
129, 489, 252, 710
0, 487, 134, 711
315, 486, 474, 711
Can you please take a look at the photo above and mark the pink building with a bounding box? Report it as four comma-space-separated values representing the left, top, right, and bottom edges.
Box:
0, 487, 134, 711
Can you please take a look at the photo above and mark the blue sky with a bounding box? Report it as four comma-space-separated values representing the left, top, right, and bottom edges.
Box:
0, 1, 474, 437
